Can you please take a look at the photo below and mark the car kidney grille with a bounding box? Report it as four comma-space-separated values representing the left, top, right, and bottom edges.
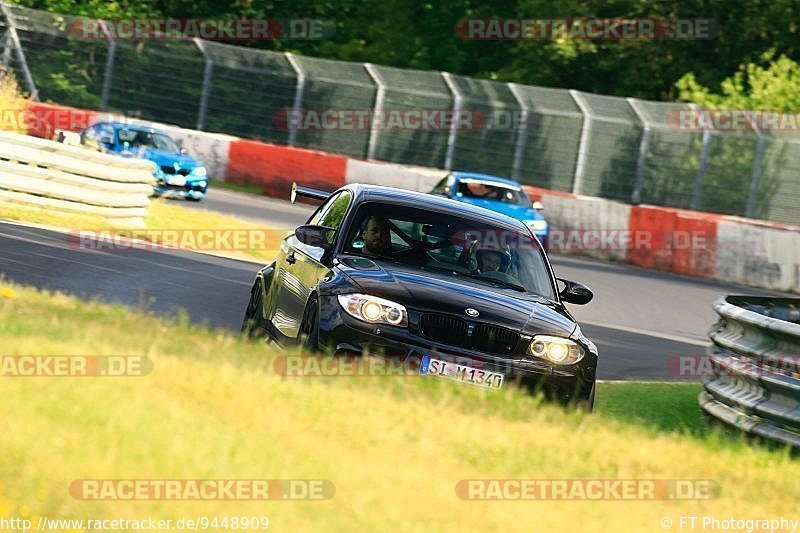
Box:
160, 166, 191, 176
470, 324, 519, 355
420, 313, 467, 345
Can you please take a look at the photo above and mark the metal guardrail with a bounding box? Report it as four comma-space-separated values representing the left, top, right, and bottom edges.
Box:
0, 130, 156, 226
700, 295, 800, 449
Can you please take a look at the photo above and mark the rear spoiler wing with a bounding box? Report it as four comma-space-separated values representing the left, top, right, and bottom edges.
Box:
290, 182, 331, 204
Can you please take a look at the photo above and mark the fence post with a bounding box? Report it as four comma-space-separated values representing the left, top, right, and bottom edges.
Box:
1, 30, 11, 69
569, 90, 591, 195
626, 98, 651, 204
363, 63, 385, 160
745, 129, 767, 219
691, 131, 712, 210
507, 82, 529, 181
194, 38, 213, 131
284, 52, 306, 148
0, 1, 37, 100
99, 20, 117, 111
441, 72, 462, 171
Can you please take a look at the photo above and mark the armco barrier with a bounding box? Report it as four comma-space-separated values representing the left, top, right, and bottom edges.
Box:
0, 130, 156, 226
700, 295, 800, 449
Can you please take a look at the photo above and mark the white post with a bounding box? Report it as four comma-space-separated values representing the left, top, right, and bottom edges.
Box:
569, 89, 592, 194
0, 2, 37, 100
284, 52, 306, 147
508, 82, 530, 181
194, 38, 213, 131
99, 20, 117, 111
626, 97, 652, 204
744, 112, 767, 218
363, 63, 385, 160
441, 72, 462, 171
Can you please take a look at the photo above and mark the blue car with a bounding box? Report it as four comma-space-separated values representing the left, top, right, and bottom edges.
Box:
430, 172, 549, 248
79, 121, 208, 201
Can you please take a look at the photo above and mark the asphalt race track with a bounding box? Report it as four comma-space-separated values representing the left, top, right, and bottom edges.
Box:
1, 188, 787, 380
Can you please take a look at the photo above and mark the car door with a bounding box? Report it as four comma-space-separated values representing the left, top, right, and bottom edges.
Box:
270, 190, 353, 338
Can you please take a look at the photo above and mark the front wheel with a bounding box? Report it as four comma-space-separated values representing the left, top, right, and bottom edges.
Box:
579, 382, 595, 412
241, 279, 267, 339
298, 296, 320, 352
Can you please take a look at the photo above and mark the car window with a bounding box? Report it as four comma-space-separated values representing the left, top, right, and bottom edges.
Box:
431, 174, 455, 196
307, 191, 352, 232
83, 124, 114, 145
342, 202, 555, 300
456, 180, 530, 206
116, 129, 180, 152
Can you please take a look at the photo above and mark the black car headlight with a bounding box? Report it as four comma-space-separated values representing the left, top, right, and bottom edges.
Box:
527, 335, 584, 365
337, 294, 408, 327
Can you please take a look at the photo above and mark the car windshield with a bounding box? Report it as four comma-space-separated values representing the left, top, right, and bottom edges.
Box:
342, 202, 555, 300
117, 128, 181, 153
456, 179, 531, 206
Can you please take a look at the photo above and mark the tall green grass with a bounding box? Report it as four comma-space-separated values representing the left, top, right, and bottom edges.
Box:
1, 281, 796, 532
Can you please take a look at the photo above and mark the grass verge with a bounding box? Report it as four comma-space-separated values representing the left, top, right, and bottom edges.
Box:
0, 199, 280, 263
0, 280, 797, 532
211, 180, 266, 196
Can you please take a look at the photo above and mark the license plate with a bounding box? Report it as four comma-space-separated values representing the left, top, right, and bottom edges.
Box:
168, 176, 186, 186
419, 356, 504, 389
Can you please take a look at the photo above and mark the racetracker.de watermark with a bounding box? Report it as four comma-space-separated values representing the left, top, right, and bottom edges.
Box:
454, 18, 718, 40
68, 18, 333, 40
69, 479, 335, 501
667, 109, 800, 131
273, 109, 485, 131
274, 355, 423, 377
457, 228, 710, 253
67, 229, 286, 252
1, 355, 152, 377
456, 479, 720, 500
666, 355, 800, 379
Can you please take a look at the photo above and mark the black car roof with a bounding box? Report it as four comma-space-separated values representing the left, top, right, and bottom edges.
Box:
344, 184, 530, 232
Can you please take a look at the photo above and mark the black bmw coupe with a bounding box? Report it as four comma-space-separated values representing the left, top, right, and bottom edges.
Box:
242, 183, 598, 408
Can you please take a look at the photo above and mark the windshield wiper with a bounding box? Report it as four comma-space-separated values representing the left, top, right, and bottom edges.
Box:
462, 273, 527, 293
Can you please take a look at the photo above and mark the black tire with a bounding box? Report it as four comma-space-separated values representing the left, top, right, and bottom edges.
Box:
241, 279, 267, 339
580, 382, 596, 412
298, 296, 320, 352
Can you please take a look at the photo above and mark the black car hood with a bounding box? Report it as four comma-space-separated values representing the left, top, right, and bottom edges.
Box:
336, 257, 576, 337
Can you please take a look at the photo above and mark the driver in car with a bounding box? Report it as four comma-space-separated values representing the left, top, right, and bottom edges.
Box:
361, 216, 392, 257
476, 249, 510, 273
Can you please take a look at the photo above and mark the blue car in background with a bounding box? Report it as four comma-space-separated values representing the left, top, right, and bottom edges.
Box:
79, 121, 208, 201
430, 172, 550, 248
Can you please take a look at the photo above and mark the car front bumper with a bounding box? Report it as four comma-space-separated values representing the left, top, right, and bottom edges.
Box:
316, 297, 595, 402
153, 180, 207, 200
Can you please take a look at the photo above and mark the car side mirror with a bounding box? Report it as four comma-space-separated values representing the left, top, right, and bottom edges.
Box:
295, 224, 334, 248
557, 278, 593, 305
532, 200, 544, 210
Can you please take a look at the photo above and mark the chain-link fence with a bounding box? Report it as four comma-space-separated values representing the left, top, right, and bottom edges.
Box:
2, 3, 799, 224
